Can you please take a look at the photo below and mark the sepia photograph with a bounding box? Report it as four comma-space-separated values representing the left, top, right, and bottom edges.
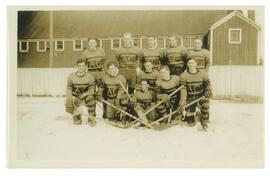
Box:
7, 6, 264, 168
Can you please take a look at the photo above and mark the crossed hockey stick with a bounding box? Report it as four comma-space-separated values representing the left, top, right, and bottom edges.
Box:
150, 96, 205, 126
102, 99, 154, 129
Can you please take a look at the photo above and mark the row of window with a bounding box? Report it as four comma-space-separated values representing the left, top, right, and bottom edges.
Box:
18, 37, 201, 53
18, 29, 242, 53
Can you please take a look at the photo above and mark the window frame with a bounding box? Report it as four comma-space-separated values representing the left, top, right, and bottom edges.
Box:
54, 40, 65, 51
228, 28, 242, 44
73, 39, 83, 51
37, 40, 47, 52
19, 41, 29, 52
111, 38, 121, 50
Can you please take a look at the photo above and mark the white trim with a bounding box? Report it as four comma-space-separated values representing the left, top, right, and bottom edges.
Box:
179, 36, 183, 46
163, 37, 166, 49
210, 10, 261, 31
37, 41, 47, 52
19, 41, 29, 52
210, 29, 213, 66
99, 39, 103, 48
140, 38, 143, 49
228, 28, 242, 44
54, 40, 65, 51
73, 40, 83, 51
257, 30, 261, 64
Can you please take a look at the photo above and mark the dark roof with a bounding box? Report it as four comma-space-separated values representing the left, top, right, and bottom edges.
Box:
18, 10, 229, 39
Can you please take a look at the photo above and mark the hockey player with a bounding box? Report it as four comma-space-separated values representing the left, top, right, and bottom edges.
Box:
114, 32, 143, 94
65, 58, 96, 126
96, 61, 129, 123
136, 61, 160, 92
82, 38, 106, 85
178, 57, 212, 127
164, 34, 187, 75
142, 35, 164, 69
130, 79, 157, 122
155, 65, 181, 123
187, 38, 210, 71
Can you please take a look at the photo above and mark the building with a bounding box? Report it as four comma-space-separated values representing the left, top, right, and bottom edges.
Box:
17, 10, 263, 98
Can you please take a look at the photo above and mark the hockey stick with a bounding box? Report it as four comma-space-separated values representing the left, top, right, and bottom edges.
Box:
102, 100, 153, 129
181, 96, 205, 121
143, 85, 184, 116
150, 96, 205, 125
95, 101, 133, 128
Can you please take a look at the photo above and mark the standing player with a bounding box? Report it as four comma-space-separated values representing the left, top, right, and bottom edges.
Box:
142, 35, 164, 70
179, 57, 212, 128
82, 38, 106, 85
96, 61, 129, 123
155, 65, 181, 123
115, 32, 143, 94
164, 34, 187, 75
136, 61, 160, 92
187, 38, 210, 71
65, 59, 96, 126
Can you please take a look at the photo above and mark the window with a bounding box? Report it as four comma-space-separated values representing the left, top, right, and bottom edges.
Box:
73, 40, 83, 51
55, 40, 64, 51
229, 28, 242, 44
157, 37, 166, 49
111, 38, 121, 50
133, 38, 141, 48
37, 41, 47, 52
183, 37, 191, 48
19, 41, 29, 52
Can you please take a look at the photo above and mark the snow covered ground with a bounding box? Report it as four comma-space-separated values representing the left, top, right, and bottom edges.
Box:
15, 97, 264, 168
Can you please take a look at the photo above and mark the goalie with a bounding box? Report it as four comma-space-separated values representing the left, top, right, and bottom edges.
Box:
65, 58, 96, 126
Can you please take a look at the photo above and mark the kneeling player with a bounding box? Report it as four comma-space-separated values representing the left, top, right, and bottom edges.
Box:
130, 80, 157, 122
96, 61, 129, 123
179, 57, 212, 128
156, 65, 181, 124
65, 58, 96, 126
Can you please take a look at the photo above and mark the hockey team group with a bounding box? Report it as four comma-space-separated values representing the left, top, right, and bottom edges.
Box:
65, 32, 213, 131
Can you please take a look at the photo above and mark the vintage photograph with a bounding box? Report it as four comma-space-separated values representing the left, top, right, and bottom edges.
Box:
8, 6, 264, 168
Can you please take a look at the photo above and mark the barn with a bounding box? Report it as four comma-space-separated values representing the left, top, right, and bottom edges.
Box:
209, 10, 261, 65
17, 10, 263, 99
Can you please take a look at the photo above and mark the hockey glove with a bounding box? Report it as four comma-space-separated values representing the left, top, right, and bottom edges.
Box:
65, 98, 74, 114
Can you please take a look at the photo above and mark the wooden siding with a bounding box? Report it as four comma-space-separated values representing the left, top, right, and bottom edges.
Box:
17, 42, 50, 68
17, 66, 263, 98
52, 41, 82, 68
212, 15, 258, 65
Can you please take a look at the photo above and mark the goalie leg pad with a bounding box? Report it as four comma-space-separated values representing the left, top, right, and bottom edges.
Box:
85, 95, 95, 116
103, 99, 117, 120
198, 98, 209, 120
156, 102, 168, 120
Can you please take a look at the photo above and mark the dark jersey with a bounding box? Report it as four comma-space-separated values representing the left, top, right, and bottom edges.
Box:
137, 69, 160, 91
133, 90, 156, 109
142, 48, 164, 69
98, 74, 127, 99
179, 69, 212, 101
82, 48, 106, 71
164, 45, 187, 68
66, 72, 95, 97
187, 49, 210, 70
156, 75, 180, 104
115, 46, 143, 69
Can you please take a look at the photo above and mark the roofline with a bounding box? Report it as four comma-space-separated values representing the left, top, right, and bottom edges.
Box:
209, 10, 261, 31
